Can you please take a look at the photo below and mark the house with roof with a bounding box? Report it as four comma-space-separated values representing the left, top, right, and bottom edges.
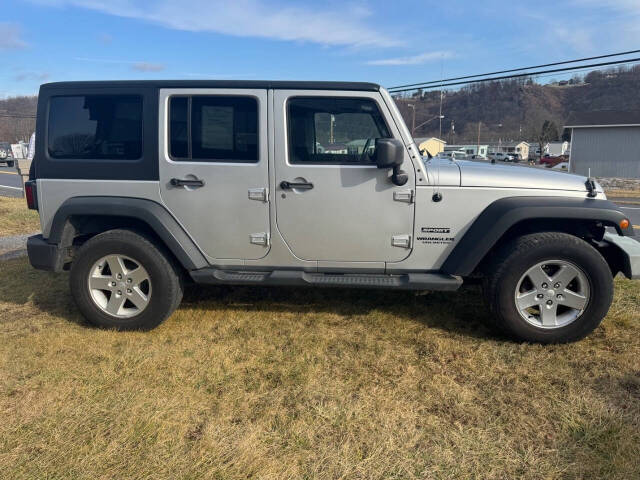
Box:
565, 110, 640, 178
487, 141, 531, 160
414, 137, 446, 157
444, 144, 489, 157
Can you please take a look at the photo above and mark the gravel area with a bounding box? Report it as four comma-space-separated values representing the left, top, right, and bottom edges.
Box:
596, 177, 640, 191
0, 232, 37, 261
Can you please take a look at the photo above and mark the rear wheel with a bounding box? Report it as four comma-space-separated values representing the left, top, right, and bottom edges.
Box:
483, 232, 613, 343
70, 229, 183, 330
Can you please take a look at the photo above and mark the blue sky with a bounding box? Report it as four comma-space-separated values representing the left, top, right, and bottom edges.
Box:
1, 0, 639, 97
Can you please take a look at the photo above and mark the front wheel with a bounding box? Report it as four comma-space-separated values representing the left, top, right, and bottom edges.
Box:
483, 232, 613, 343
70, 229, 183, 330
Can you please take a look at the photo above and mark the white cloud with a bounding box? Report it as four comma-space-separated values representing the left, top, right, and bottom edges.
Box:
73, 57, 166, 71
131, 62, 165, 72
0, 23, 27, 50
548, 25, 594, 53
31, 0, 401, 48
14, 71, 50, 82
573, 0, 640, 13
533, 1, 640, 53
366, 51, 454, 66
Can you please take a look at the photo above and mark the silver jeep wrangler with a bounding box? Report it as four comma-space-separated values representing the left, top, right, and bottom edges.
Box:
25, 80, 639, 342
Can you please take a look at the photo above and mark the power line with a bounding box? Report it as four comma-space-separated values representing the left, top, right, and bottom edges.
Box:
388, 49, 640, 91
388, 57, 640, 93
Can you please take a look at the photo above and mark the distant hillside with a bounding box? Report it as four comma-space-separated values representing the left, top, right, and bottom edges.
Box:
0, 95, 37, 143
2, 68, 639, 147
394, 66, 640, 145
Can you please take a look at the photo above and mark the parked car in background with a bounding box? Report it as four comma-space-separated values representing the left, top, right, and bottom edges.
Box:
470, 154, 487, 161
0, 142, 15, 167
487, 152, 511, 162
439, 151, 468, 160
506, 153, 521, 162
540, 154, 565, 168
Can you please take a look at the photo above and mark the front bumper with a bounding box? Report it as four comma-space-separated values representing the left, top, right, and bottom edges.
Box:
27, 235, 65, 272
603, 232, 640, 280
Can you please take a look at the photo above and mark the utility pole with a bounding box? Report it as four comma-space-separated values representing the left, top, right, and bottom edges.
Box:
407, 104, 416, 135
438, 90, 444, 139
477, 121, 481, 155
329, 114, 335, 144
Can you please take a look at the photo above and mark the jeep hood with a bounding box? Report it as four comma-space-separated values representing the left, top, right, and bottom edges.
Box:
456, 160, 601, 192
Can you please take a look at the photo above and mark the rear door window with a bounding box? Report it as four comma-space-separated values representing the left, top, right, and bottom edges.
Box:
48, 95, 143, 160
169, 95, 259, 162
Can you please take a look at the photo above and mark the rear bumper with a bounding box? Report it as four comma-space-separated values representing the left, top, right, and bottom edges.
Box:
603, 232, 640, 280
27, 235, 64, 272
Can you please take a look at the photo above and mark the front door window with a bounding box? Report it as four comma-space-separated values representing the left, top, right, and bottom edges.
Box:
287, 97, 391, 165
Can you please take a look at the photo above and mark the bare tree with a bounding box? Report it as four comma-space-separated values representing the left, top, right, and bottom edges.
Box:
0, 95, 37, 143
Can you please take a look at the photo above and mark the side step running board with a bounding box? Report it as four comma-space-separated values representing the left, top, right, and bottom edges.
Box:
190, 268, 462, 291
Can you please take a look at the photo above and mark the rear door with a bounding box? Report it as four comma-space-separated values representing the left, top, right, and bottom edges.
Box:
273, 90, 415, 263
159, 88, 270, 261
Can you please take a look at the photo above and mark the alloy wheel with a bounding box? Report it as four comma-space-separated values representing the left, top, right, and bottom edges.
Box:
514, 260, 590, 329
87, 254, 152, 318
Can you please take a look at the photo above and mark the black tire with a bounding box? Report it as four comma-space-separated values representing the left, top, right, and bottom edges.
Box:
70, 229, 183, 330
483, 232, 613, 343
7, 160, 14, 168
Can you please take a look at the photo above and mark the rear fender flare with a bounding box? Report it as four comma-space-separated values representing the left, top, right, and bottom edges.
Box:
48, 196, 208, 270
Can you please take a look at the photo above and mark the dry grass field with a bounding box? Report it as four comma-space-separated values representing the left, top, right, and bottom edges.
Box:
1, 255, 639, 479
605, 188, 640, 198
0, 196, 40, 237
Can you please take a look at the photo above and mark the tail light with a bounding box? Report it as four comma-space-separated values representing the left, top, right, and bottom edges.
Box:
25, 180, 38, 210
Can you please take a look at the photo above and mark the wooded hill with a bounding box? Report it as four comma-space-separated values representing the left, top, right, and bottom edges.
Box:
2, 66, 639, 145
0, 95, 37, 143
393, 66, 640, 144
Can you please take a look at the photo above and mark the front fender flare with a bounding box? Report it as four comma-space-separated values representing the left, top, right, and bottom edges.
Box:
441, 196, 632, 276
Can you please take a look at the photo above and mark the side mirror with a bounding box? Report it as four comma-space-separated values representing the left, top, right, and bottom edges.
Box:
374, 138, 404, 168
374, 138, 408, 186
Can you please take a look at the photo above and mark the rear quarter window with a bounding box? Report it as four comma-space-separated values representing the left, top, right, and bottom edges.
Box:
47, 95, 143, 160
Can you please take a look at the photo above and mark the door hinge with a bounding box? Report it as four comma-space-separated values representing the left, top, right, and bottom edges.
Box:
391, 234, 412, 248
249, 232, 270, 246
393, 189, 415, 203
248, 188, 268, 202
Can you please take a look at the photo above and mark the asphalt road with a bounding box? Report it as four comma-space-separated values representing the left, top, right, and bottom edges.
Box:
0, 163, 638, 233
0, 165, 23, 198
619, 204, 640, 232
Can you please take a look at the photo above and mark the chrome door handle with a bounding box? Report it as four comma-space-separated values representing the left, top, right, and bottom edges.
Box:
280, 180, 313, 190
170, 177, 205, 188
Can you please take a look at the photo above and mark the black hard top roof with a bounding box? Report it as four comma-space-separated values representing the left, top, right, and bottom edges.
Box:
40, 80, 381, 92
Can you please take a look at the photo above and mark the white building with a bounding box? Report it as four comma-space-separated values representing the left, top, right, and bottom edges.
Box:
444, 144, 489, 157
565, 110, 640, 178
545, 141, 570, 156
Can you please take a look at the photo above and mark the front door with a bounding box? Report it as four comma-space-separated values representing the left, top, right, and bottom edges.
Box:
159, 89, 270, 261
273, 90, 415, 263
